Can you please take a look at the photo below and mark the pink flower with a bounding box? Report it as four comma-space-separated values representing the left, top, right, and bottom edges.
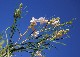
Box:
30, 17, 48, 25
30, 17, 38, 25
38, 17, 48, 24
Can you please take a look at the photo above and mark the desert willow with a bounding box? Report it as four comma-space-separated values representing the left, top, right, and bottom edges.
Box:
0, 3, 76, 57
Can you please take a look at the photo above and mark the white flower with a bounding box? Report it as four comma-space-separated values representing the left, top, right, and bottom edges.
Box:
31, 31, 39, 37
35, 51, 42, 57
30, 17, 37, 22
52, 20, 60, 25
51, 17, 60, 26
38, 17, 48, 24
30, 17, 38, 25
30, 17, 48, 25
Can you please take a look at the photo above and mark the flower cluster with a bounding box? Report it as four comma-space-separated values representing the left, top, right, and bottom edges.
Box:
31, 31, 39, 37
35, 51, 42, 57
30, 17, 60, 26
29, 17, 61, 37
30, 17, 48, 24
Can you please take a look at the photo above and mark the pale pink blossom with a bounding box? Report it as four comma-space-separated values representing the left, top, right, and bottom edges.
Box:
35, 51, 42, 57
38, 17, 48, 24
30, 17, 38, 25
30, 17, 48, 25
30, 17, 38, 22
31, 31, 39, 37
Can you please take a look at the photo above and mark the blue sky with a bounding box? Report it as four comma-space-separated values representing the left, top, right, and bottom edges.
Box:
0, 0, 80, 57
